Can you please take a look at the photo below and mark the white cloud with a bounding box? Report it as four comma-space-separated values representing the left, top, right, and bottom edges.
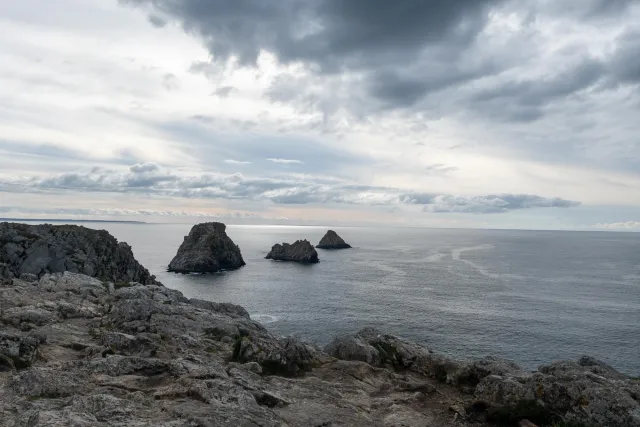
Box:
594, 221, 640, 230
224, 159, 252, 165
267, 158, 304, 164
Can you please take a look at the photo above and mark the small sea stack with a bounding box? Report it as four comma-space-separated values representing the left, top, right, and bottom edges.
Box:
265, 240, 319, 264
168, 222, 245, 273
316, 230, 352, 249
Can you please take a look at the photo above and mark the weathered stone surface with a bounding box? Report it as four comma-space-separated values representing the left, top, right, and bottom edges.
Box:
317, 229, 352, 249
325, 327, 463, 383
168, 222, 245, 273
474, 358, 640, 427
0, 273, 474, 427
0, 332, 42, 371
265, 239, 319, 263
2, 269, 637, 426
0, 222, 158, 284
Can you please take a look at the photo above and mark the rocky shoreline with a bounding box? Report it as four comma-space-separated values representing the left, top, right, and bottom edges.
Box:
1, 223, 639, 426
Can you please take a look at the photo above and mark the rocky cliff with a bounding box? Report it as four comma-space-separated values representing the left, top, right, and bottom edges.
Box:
317, 229, 352, 249
168, 222, 245, 273
1, 273, 638, 426
0, 222, 157, 285
265, 240, 319, 264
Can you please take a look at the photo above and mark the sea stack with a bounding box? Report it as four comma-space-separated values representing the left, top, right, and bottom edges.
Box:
317, 230, 352, 249
265, 240, 319, 264
168, 222, 245, 273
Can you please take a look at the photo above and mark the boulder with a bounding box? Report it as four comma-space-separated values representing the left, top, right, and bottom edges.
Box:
325, 327, 462, 383
317, 230, 352, 249
265, 240, 319, 264
474, 357, 640, 427
168, 222, 245, 273
0, 222, 158, 285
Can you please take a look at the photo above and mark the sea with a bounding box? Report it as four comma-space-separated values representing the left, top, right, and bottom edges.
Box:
23, 222, 640, 375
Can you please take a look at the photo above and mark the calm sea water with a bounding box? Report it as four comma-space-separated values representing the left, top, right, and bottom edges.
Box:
46, 223, 640, 374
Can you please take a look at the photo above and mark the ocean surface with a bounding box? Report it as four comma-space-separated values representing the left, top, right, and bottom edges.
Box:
33, 223, 640, 374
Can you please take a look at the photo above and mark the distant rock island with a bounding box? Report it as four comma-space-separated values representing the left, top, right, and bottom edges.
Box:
317, 230, 352, 249
0, 222, 157, 285
265, 240, 319, 264
168, 222, 245, 273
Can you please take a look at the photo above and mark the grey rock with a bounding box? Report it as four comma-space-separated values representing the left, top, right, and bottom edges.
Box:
18, 273, 38, 283
326, 327, 462, 383
317, 229, 352, 249
168, 222, 245, 273
233, 335, 320, 376
0, 332, 42, 370
265, 239, 319, 263
324, 332, 380, 365
0, 222, 158, 285
474, 357, 640, 427
9, 367, 88, 397
3, 270, 636, 427
189, 298, 250, 318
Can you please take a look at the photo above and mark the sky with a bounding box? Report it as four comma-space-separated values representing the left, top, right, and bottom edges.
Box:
1, 0, 639, 230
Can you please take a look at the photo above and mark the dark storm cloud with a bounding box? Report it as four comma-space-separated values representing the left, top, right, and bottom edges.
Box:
147, 14, 167, 28
123, 0, 500, 69
121, 0, 640, 123
0, 163, 580, 214
609, 30, 640, 84
471, 58, 607, 122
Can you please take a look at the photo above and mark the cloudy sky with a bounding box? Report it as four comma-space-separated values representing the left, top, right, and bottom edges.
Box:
1, 0, 639, 229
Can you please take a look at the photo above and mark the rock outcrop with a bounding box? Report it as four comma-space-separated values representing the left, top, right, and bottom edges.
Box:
0, 273, 470, 426
317, 230, 352, 249
1, 273, 638, 426
0, 222, 157, 285
326, 328, 640, 427
168, 222, 245, 273
265, 240, 319, 264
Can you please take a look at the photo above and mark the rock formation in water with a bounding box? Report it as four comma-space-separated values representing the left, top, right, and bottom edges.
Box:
1, 227, 637, 426
265, 240, 319, 264
168, 222, 245, 273
316, 229, 352, 249
0, 222, 158, 285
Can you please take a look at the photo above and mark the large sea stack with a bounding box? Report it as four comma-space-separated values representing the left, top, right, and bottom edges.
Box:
168, 222, 245, 273
265, 240, 319, 264
317, 230, 352, 249
0, 222, 158, 285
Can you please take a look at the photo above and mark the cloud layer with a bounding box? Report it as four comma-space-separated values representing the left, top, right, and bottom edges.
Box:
1, 163, 580, 214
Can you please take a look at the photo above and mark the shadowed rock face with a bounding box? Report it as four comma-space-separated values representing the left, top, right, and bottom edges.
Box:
265, 240, 319, 264
0, 222, 158, 285
317, 230, 352, 249
168, 222, 245, 273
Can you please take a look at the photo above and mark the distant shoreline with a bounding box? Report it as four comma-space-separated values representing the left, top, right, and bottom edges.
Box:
0, 218, 147, 224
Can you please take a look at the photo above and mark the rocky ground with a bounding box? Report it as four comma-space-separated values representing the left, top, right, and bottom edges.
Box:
1, 273, 638, 427
168, 222, 245, 274
1, 223, 638, 426
266, 240, 319, 264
